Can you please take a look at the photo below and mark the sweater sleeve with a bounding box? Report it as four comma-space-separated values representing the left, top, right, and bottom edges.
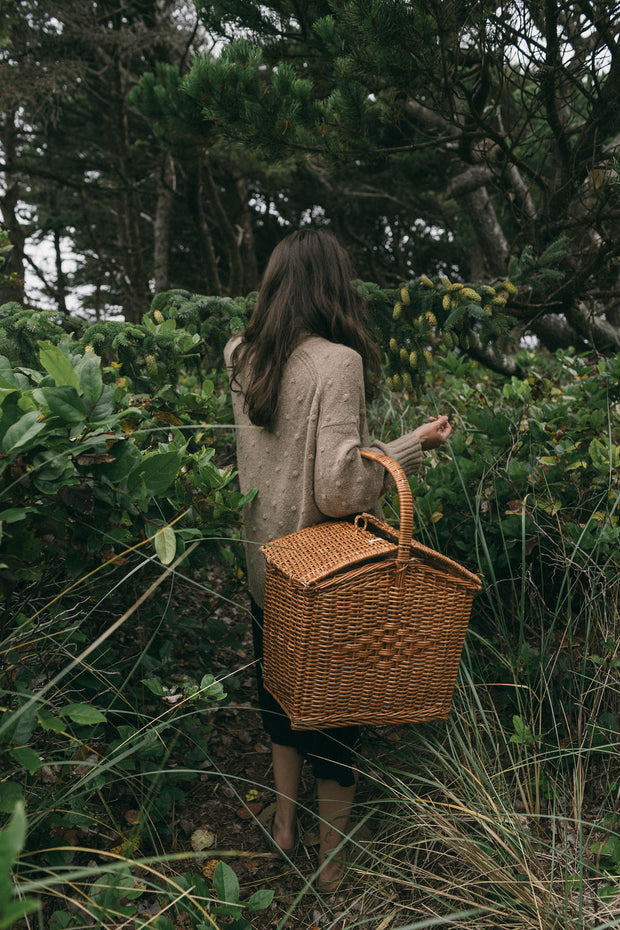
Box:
313, 350, 424, 517
373, 431, 424, 492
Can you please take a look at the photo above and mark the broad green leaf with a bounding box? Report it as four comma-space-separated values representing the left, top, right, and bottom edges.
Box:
0, 800, 26, 869
16, 366, 45, 384
11, 746, 42, 775
60, 703, 107, 725
132, 450, 181, 497
38, 708, 65, 733
3, 700, 38, 746
247, 889, 275, 911
79, 352, 103, 404
200, 675, 225, 701
600, 835, 620, 864
40, 386, 88, 424
49, 911, 76, 930
103, 439, 141, 484
151, 917, 175, 930
213, 861, 240, 904
31, 448, 75, 492
598, 883, 619, 903
88, 383, 116, 423
39, 342, 80, 391
588, 437, 608, 467
154, 525, 176, 565
0, 898, 42, 929
1, 411, 45, 453
0, 783, 23, 815
0, 375, 18, 404
0, 356, 20, 386
141, 677, 165, 696
0, 508, 27, 524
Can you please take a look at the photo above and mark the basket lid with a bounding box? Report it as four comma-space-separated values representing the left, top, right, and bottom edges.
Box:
261, 518, 397, 586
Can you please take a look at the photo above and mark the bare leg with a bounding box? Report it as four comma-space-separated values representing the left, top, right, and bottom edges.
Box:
271, 742, 303, 853
317, 779, 356, 891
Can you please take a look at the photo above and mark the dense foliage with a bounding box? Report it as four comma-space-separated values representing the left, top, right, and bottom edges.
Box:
1, 293, 618, 926
183, 0, 620, 355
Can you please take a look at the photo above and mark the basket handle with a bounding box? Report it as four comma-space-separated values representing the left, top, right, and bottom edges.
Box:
360, 448, 414, 570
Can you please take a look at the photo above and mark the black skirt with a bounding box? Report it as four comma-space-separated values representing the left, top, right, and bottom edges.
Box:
250, 597, 360, 787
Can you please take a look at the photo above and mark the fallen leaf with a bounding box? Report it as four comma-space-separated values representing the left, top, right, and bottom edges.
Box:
243, 857, 263, 872
236, 802, 263, 820
505, 499, 524, 514
202, 858, 220, 879
190, 828, 216, 851
39, 766, 58, 784
109, 833, 140, 858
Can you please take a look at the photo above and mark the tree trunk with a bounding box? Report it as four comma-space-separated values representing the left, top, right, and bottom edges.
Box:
458, 187, 510, 278
236, 176, 259, 292
113, 57, 151, 323
53, 226, 68, 314
153, 153, 175, 294
202, 153, 244, 295
187, 159, 222, 295
0, 110, 26, 305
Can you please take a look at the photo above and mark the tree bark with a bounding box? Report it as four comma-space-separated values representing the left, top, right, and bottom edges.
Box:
528, 313, 589, 353
458, 187, 510, 278
202, 153, 244, 295
565, 303, 620, 353
53, 226, 68, 314
153, 153, 175, 294
236, 176, 259, 292
187, 159, 222, 295
447, 166, 494, 199
467, 341, 524, 379
113, 57, 151, 322
0, 110, 26, 305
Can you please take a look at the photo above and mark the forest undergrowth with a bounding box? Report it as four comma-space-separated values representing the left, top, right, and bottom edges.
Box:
1, 307, 619, 929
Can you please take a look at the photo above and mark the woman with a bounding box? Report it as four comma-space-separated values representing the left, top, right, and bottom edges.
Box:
225, 228, 451, 891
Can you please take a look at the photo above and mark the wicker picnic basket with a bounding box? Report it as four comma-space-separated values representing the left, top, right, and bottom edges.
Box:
261, 449, 482, 730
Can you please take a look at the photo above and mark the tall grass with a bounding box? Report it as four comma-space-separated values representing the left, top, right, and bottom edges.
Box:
329, 465, 620, 930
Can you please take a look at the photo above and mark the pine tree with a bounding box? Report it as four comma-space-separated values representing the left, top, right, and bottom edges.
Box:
186, 0, 620, 354
0, 1, 263, 319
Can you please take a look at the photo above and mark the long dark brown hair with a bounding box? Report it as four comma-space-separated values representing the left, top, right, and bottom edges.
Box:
231, 228, 382, 430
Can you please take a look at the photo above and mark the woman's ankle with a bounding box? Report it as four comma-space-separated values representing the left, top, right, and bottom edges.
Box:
317, 849, 345, 892
272, 809, 296, 852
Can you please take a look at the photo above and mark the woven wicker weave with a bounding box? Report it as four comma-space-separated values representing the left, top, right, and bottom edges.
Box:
261, 449, 481, 730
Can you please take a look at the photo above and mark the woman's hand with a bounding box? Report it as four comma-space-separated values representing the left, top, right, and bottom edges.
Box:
413, 415, 452, 450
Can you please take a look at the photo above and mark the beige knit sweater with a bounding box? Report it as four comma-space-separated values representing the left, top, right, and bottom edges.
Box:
225, 335, 424, 607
